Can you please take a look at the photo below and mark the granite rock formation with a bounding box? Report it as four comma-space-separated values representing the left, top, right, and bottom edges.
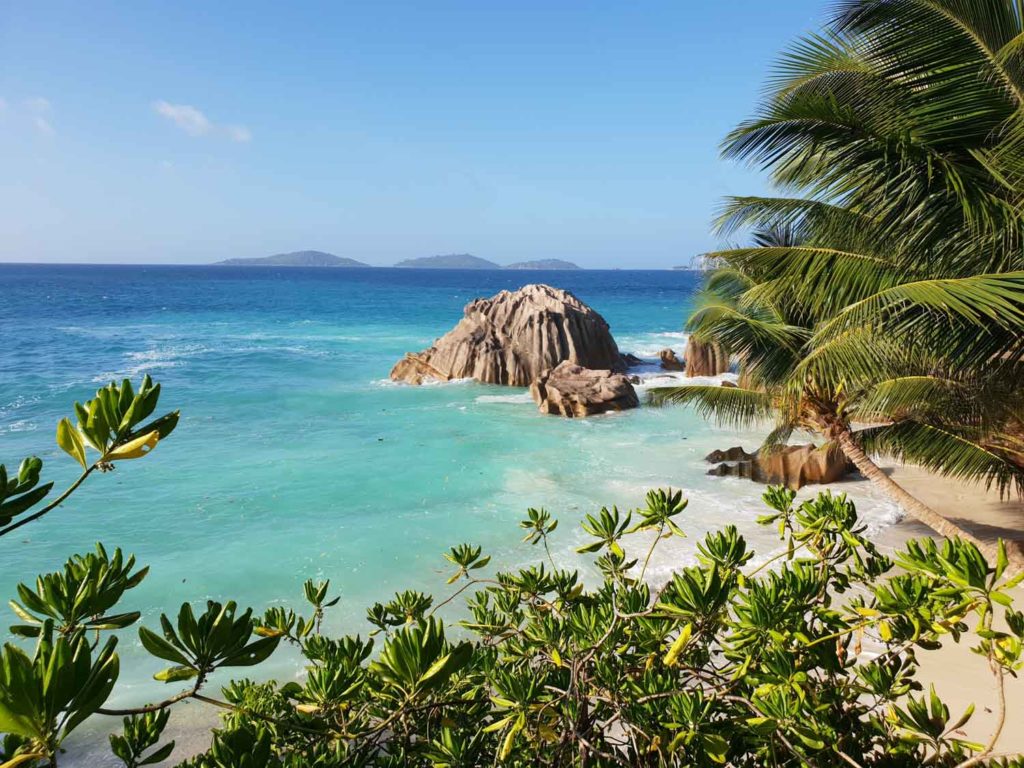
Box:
659, 348, 685, 371
390, 284, 625, 386
530, 361, 639, 417
685, 337, 729, 377
705, 444, 855, 490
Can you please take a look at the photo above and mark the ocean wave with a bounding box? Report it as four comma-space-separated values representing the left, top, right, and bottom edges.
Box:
91, 359, 186, 381
476, 393, 534, 405
372, 376, 477, 388
125, 344, 210, 362
632, 371, 738, 390
617, 330, 689, 359
0, 419, 38, 434
0, 394, 42, 417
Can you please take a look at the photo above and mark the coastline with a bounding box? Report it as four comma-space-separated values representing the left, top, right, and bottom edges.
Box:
876, 466, 1024, 755
62, 462, 1024, 765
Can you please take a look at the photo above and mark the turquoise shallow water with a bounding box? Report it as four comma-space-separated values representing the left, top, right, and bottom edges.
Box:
0, 265, 900, 708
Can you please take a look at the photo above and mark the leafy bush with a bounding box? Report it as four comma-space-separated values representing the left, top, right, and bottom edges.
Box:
3, 381, 1024, 768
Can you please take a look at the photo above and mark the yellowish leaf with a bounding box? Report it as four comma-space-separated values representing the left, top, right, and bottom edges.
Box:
664, 623, 693, 667
1, 754, 48, 768
104, 430, 159, 462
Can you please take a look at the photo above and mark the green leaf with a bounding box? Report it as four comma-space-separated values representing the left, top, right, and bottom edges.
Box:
56, 419, 88, 468
139, 741, 176, 765
153, 666, 198, 683
138, 626, 191, 667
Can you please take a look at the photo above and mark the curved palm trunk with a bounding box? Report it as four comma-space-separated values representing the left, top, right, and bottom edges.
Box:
832, 426, 1022, 569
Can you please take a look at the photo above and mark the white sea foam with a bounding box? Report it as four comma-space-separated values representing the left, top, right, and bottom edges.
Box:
372, 375, 477, 388
91, 344, 209, 381
633, 371, 738, 390
0, 394, 42, 417
618, 330, 690, 358
476, 392, 534, 405
0, 419, 38, 434
125, 344, 210, 362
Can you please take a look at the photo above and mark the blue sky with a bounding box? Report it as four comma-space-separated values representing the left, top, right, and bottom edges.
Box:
0, 1, 824, 267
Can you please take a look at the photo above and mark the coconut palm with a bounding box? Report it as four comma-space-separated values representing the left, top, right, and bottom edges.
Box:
655, 0, 1024, 562
655, 240, 1024, 558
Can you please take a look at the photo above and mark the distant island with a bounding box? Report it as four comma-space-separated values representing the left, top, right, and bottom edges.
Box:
216, 250, 369, 267
504, 259, 580, 270
213, 251, 585, 270
394, 254, 500, 269
394, 254, 583, 270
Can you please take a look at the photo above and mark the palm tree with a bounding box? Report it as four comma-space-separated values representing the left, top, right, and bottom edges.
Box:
655, 243, 1024, 558
655, 0, 1024, 563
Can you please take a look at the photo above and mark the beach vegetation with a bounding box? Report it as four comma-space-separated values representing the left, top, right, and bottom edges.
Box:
1, 380, 1023, 767
652, 0, 1024, 565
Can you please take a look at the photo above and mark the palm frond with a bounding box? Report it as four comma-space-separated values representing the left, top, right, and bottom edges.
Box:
648, 385, 775, 429
813, 272, 1024, 368
706, 244, 907, 315
853, 375, 970, 423
713, 196, 872, 241
856, 420, 1024, 497
686, 301, 808, 386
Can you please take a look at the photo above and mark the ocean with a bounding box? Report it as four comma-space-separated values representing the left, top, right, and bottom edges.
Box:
0, 264, 901, 707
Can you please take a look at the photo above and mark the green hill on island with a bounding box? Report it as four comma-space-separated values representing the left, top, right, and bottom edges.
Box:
216, 250, 369, 267
394, 254, 583, 269
504, 259, 580, 270
394, 253, 501, 269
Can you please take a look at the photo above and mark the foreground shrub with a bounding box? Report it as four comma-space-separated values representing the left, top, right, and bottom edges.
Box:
2, 381, 1023, 767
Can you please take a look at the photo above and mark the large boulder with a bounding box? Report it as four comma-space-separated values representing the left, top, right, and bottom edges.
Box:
530, 362, 639, 417
659, 348, 685, 371
705, 444, 855, 490
390, 284, 625, 386
685, 337, 729, 377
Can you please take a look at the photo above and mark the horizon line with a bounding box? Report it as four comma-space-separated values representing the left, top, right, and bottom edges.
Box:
0, 261, 698, 271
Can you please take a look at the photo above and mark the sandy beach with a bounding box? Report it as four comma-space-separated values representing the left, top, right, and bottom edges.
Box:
879, 466, 1024, 756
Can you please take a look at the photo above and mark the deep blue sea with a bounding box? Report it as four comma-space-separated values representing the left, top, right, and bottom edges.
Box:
0, 265, 899, 708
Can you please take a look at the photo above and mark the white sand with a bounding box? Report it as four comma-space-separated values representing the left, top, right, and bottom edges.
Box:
877, 465, 1024, 756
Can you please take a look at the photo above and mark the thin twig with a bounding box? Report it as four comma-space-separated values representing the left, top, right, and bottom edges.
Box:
0, 466, 96, 538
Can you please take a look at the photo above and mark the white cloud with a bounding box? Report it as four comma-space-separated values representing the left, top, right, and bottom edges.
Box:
153, 100, 250, 142
33, 116, 55, 136
153, 100, 210, 136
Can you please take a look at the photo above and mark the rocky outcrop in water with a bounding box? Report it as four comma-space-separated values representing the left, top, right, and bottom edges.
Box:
705, 444, 855, 490
390, 284, 625, 386
685, 338, 729, 377
530, 361, 639, 417
659, 348, 685, 371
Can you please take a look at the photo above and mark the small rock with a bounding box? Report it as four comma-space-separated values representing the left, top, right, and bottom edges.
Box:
705, 446, 756, 463
530, 361, 639, 418
705, 444, 855, 490
659, 348, 685, 371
